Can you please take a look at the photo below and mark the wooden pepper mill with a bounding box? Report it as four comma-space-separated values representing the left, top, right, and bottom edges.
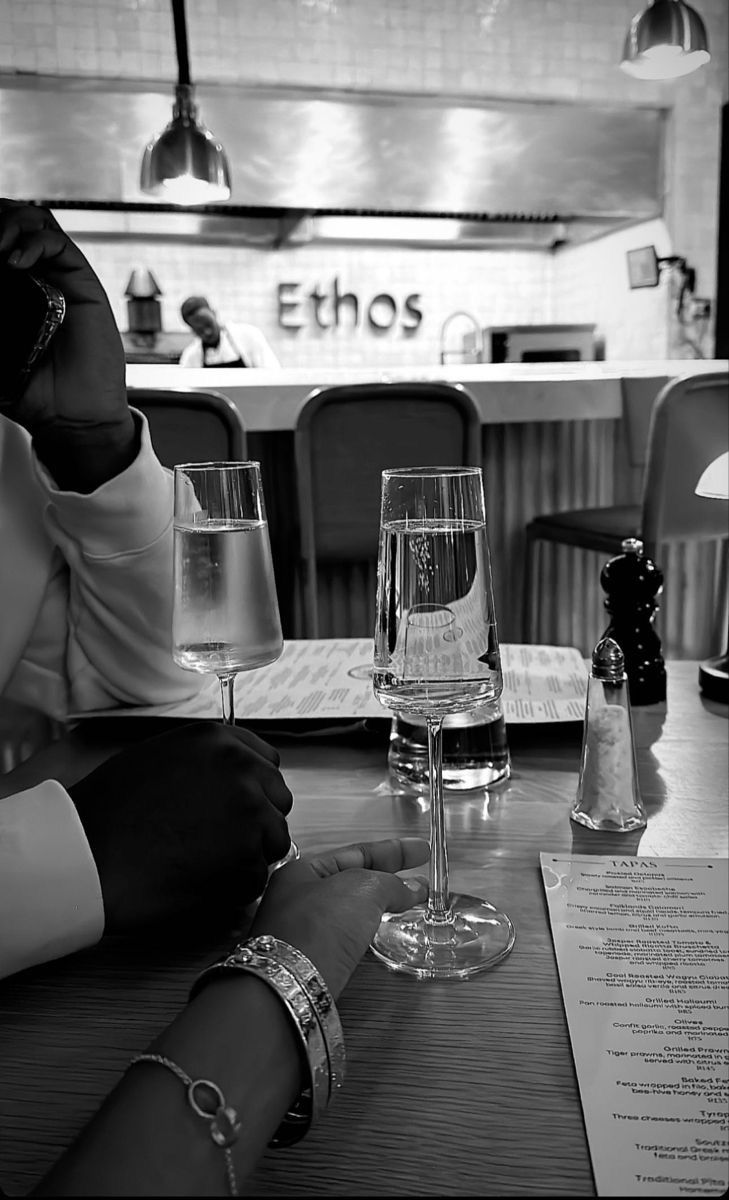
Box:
600, 537, 667, 706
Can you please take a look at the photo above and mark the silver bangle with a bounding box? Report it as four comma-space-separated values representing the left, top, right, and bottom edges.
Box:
190, 938, 342, 1148
244, 935, 345, 1098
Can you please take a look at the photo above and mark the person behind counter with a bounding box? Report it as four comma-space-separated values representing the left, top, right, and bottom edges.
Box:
179, 295, 280, 369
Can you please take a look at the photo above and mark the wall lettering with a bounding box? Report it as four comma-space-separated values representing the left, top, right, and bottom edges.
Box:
277, 277, 423, 334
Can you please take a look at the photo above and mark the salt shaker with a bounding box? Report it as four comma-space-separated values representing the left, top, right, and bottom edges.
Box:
571, 636, 647, 832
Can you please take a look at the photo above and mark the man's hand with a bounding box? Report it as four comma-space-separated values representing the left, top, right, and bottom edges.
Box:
68, 723, 294, 934
0, 200, 136, 490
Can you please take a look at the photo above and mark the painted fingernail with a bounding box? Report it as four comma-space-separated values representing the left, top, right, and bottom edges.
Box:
404, 875, 427, 893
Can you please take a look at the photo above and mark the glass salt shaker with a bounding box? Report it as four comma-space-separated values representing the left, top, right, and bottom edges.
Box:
570, 636, 647, 833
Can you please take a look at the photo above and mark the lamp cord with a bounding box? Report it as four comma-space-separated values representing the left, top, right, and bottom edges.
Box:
171, 0, 191, 86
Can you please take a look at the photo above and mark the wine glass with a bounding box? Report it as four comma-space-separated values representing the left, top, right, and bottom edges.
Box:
371, 465, 515, 979
172, 461, 298, 865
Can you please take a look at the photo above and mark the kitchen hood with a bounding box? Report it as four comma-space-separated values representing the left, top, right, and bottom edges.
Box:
0, 76, 666, 248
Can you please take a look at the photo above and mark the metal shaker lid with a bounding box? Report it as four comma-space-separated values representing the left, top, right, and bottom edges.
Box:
621, 537, 644, 554
591, 636, 626, 681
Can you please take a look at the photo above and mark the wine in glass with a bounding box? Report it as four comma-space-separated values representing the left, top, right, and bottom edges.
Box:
172, 460, 298, 864
371, 466, 515, 978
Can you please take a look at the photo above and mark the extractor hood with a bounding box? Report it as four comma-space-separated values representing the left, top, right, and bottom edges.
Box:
0, 76, 666, 249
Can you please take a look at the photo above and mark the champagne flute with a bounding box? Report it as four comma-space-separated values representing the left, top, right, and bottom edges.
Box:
371, 466, 515, 978
172, 461, 298, 865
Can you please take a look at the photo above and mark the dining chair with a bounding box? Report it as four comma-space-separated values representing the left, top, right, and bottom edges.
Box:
522, 371, 729, 643
293, 380, 482, 637
126, 387, 247, 467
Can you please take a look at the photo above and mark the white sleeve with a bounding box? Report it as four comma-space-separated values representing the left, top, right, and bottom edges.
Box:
0, 780, 104, 980
34, 412, 203, 712
179, 340, 201, 367
254, 332, 281, 369
229, 324, 281, 369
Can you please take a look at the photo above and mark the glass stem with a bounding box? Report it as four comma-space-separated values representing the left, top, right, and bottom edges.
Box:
219, 673, 236, 725
426, 716, 451, 923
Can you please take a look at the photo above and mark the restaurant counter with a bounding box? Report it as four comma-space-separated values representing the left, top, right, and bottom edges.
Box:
126, 360, 729, 654
126, 359, 727, 433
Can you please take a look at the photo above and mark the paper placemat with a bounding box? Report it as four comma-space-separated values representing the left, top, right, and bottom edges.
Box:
541, 853, 729, 1197
75, 639, 587, 723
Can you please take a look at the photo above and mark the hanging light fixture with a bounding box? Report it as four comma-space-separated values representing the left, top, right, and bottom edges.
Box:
620, 0, 710, 80
140, 0, 231, 204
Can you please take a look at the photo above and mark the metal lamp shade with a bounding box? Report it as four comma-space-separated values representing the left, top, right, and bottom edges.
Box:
695, 452, 729, 501
124, 269, 162, 299
140, 84, 231, 204
620, 0, 710, 79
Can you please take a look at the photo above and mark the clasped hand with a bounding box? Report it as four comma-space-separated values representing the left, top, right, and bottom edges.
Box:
69, 723, 295, 933
0, 199, 135, 490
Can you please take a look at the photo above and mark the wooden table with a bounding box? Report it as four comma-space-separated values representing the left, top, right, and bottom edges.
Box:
0, 663, 726, 1196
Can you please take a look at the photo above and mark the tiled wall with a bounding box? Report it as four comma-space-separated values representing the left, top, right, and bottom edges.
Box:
73, 233, 554, 369
2, 0, 727, 366
554, 219, 672, 361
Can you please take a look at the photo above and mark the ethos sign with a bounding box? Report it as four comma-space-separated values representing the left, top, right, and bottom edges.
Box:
277, 277, 423, 334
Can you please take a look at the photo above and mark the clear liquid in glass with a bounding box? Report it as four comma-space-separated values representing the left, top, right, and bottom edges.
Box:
173, 519, 283, 674
373, 518, 502, 716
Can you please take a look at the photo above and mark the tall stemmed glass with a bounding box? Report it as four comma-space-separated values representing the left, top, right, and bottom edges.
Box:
172, 461, 297, 862
371, 466, 515, 978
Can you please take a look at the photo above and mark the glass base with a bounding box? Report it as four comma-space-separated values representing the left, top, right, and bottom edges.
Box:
570, 808, 646, 833
370, 892, 515, 979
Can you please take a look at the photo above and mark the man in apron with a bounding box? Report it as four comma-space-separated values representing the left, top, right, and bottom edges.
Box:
179, 295, 280, 368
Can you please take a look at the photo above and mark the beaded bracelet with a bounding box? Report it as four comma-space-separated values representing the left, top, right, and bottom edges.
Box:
190, 936, 344, 1148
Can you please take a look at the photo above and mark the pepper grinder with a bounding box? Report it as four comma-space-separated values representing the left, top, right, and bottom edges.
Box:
600, 537, 666, 706
571, 636, 647, 833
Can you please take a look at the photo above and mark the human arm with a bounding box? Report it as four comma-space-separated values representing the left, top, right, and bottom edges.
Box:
33, 839, 429, 1196
33, 410, 200, 711
0, 202, 199, 711
0, 781, 103, 980
227, 323, 281, 369
0, 723, 294, 980
179, 339, 202, 367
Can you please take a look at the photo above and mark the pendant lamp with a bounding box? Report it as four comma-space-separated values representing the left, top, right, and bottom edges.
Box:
620, 0, 710, 80
140, 0, 231, 204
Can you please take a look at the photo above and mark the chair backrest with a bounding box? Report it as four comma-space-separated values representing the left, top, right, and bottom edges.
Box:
641, 371, 729, 556
621, 375, 671, 468
126, 387, 247, 467
293, 380, 482, 634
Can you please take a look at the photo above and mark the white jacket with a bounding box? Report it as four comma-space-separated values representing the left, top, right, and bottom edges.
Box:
0, 411, 201, 979
179, 321, 280, 369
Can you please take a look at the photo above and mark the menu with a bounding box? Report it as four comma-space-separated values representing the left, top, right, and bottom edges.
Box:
76, 639, 587, 723
540, 854, 729, 1197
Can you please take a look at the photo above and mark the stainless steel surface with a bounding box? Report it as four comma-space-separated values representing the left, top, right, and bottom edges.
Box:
0, 75, 665, 246
120, 330, 190, 364
439, 310, 484, 364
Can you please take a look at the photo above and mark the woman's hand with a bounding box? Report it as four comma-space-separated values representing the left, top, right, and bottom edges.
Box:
249, 838, 430, 997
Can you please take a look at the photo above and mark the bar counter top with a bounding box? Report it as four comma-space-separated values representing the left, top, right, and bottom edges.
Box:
126, 358, 728, 432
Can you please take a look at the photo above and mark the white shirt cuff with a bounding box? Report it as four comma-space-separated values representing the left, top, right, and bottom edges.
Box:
0, 780, 104, 980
